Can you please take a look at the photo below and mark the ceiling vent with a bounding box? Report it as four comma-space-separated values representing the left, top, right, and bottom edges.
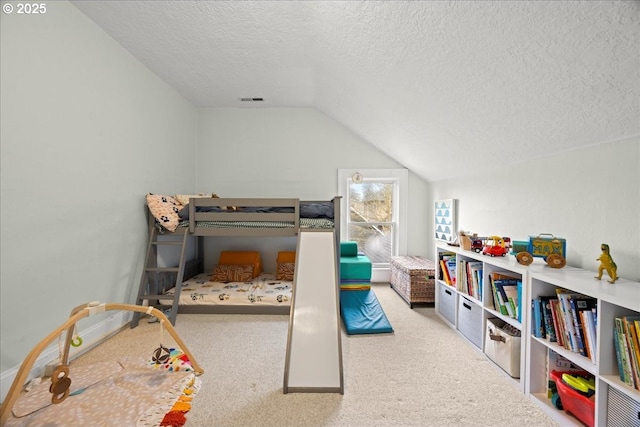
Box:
239, 97, 264, 102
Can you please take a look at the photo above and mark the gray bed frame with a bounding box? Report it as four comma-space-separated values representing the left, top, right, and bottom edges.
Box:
130, 196, 341, 327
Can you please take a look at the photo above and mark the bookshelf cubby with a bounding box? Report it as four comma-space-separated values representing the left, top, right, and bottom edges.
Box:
435, 242, 640, 426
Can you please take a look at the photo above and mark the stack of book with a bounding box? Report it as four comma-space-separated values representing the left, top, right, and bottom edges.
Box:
532, 290, 597, 364
613, 315, 640, 390
438, 252, 456, 286
456, 259, 483, 300
489, 272, 521, 322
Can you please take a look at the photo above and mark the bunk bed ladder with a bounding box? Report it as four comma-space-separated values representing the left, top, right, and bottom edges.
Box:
130, 226, 188, 328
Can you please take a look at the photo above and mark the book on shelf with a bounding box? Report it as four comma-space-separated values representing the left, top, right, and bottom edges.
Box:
579, 309, 597, 364
569, 296, 597, 358
456, 259, 474, 298
446, 257, 457, 286
613, 325, 626, 385
456, 259, 465, 294
438, 252, 455, 285
534, 296, 557, 343
555, 289, 590, 354
490, 276, 502, 314
554, 296, 574, 351
495, 279, 519, 320
549, 299, 565, 348
440, 259, 452, 285
622, 316, 640, 390
489, 272, 518, 318
614, 316, 637, 389
516, 281, 522, 323
533, 298, 544, 338
465, 261, 483, 301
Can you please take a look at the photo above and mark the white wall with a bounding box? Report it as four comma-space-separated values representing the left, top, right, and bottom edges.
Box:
0, 1, 197, 374
428, 137, 640, 281
196, 108, 431, 272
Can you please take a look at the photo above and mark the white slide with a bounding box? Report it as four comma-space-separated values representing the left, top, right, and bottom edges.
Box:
283, 231, 344, 394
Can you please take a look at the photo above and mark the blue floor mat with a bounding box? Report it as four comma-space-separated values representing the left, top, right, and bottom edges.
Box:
340, 289, 393, 335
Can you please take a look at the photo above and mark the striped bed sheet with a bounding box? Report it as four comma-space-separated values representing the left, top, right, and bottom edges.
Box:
177, 217, 334, 230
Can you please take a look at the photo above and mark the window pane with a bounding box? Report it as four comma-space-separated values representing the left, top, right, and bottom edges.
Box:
348, 224, 393, 264
349, 182, 393, 223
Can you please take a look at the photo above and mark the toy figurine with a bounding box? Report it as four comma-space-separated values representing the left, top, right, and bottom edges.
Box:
595, 243, 617, 284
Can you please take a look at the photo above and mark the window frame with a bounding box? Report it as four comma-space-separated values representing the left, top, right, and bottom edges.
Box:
338, 169, 408, 268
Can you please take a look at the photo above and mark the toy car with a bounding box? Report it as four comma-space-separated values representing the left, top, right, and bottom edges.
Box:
510, 233, 566, 268
482, 236, 510, 257
470, 238, 485, 253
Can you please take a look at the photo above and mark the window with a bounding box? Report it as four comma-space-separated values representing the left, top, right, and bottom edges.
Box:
338, 169, 408, 268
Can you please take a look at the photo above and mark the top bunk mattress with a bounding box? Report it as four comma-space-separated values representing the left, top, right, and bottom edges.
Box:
177, 217, 334, 230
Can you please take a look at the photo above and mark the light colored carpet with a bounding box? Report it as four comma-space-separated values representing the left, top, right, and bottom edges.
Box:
74, 283, 560, 427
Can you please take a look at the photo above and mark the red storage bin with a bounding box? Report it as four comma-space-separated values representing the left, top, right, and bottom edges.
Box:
550, 370, 595, 427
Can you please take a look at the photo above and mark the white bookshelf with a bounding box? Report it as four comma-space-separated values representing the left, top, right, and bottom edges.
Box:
435, 242, 640, 426
435, 243, 529, 393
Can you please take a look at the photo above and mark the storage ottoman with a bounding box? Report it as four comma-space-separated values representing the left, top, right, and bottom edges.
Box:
389, 256, 436, 307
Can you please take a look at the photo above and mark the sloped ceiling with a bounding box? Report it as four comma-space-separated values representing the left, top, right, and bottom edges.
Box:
72, 1, 640, 182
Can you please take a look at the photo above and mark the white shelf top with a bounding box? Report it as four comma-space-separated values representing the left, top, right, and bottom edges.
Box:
530, 266, 640, 311
436, 243, 640, 312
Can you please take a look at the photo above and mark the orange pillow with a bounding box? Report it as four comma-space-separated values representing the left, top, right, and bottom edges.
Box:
276, 262, 295, 281
277, 251, 296, 264
218, 251, 262, 278
210, 264, 254, 282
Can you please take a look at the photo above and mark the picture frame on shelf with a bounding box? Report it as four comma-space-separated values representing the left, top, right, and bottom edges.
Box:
435, 199, 456, 243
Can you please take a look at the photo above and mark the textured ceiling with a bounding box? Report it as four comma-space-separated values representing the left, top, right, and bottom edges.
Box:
72, 1, 640, 182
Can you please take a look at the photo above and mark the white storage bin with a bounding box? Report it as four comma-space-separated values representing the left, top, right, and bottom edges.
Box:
437, 282, 456, 325
484, 317, 521, 378
457, 296, 482, 348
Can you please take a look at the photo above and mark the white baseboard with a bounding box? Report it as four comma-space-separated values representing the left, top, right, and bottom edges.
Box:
371, 268, 390, 284
0, 311, 131, 403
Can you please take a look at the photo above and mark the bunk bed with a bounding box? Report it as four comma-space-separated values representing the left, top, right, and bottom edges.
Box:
132, 195, 341, 327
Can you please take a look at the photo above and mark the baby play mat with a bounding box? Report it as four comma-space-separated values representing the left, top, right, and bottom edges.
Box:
7, 355, 200, 427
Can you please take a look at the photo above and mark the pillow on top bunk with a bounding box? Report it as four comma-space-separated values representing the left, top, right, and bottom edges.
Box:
174, 193, 213, 206
210, 264, 254, 282
146, 194, 183, 232
218, 251, 263, 278
276, 251, 296, 281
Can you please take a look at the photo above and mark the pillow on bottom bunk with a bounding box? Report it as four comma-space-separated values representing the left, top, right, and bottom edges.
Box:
276, 251, 296, 281
218, 251, 263, 277
210, 264, 254, 282
276, 262, 295, 281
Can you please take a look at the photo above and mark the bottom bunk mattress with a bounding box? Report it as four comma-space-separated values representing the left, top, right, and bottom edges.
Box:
340, 289, 394, 335
167, 273, 292, 314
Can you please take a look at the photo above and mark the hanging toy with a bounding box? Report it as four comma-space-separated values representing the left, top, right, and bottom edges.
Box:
153, 345, 171, 364
152, 319, 171, 364
49, 365, 72, 404
70, 325, 83, 347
